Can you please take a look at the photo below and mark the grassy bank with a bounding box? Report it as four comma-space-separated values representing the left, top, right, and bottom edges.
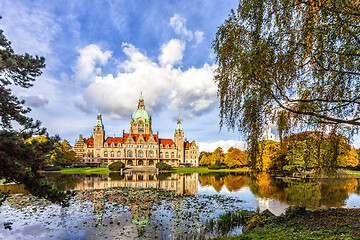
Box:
216, 208, 360, 240
42, 167, 250, 174
169, 167, 250, 173
346, 170, 360, 176
42, 167, 111, 174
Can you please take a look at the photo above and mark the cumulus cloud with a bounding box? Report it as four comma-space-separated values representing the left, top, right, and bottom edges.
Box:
75, 44, 112, 82
22, 95, 49, 108
75, 41, 217, 119
198, 140, 247, 153
158, 39, 185, 67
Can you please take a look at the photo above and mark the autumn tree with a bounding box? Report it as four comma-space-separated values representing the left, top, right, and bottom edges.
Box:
210, 147, 225, 166
0, 20, 67, 204
256, 140, 280, 171
224, 148, 247, 168
213, 0, 360, 169
46, 140, 79, 167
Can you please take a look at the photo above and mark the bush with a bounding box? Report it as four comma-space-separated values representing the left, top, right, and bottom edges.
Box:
208, 164, 221, 169
43, 166, 62, 171
156, 162, 172, 171
108, 161, 125, 171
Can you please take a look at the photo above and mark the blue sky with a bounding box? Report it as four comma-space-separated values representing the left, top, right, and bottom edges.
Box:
2, 0, 359, 151
1, 0, 250, 152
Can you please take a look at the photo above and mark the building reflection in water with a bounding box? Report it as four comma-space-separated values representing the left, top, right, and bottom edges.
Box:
76, 173, 198, 236
73, 172, 198, 195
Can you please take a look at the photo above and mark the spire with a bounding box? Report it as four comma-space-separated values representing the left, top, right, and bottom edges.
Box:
96, 112, 103, 127
176, 116, 183, 130
137, 92, 145, 110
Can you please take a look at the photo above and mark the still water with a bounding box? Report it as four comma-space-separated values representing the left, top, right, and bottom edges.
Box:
1, 172, 359, 239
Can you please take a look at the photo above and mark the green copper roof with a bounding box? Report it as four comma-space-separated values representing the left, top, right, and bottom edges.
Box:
132, 109, 150, 122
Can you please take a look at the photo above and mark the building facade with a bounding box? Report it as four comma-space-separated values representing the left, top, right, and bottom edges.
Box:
74, 94, 199, 167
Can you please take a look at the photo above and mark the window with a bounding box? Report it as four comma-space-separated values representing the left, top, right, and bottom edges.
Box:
111, 151, 115, 157
171, 152, 175, 158
160, 152, 163, 158
117, 151, 121, 157
149, 151, 154, 158
138, 150, 144, 158
104, 151, 108, 157
138, 120, 144, 133
127, 150, 133, 157
165, 152, 169, 158
97, 154, 100, 157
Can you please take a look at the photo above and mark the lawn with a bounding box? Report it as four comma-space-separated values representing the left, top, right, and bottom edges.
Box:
52, 167, 111, 174
168, 167, 250, 173
346, 170, 360, 176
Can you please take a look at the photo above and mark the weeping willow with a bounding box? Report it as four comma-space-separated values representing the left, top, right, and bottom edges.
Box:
213, 0, 360, 168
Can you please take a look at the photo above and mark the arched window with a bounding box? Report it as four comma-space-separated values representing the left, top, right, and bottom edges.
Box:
138, 150, 144, 158
160, 152, 163, 158
171, 152, 175, 158
117, 151, 121, 157
104, 143, 108, 147
166, 144, 169, 149
149, 151, 154, 158
127, 150, 133, 157
165, 152, 169, 158
111, 151, 115, 157
104, 151, 108, 157
111, 143, 114, 147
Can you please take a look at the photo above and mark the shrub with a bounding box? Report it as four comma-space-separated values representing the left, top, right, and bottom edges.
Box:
208, 164, 221, 169
43, 166, 62, 171
156, 162, 172, 171
109, 172, 124, 180
108, 161, 125, 171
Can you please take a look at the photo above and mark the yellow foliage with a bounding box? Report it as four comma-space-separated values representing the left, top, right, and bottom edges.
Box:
338, 148, 359, 167
224, 148, 246, 168
256, 141, 280, 171
24, 136, 48, 144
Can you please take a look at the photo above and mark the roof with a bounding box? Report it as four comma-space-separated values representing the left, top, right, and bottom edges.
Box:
184, 141, 190, 149
160, 138, 174, 146
123, 133, 158, 143
105, 137, 123, 145
131, 109, 150, 122
86, 138, 94, 148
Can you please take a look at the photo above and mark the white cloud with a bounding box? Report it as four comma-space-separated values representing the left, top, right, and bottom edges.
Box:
198, 140, 247, 153
76, 41, 217, 119
170, 14, 193, 40
169, 14, 204, 46
75, 44, 112, 82
194, 31, 204, 45
158, 39, 186, 67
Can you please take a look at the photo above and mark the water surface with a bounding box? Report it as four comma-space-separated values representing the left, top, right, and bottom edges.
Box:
1, 172, 359, 239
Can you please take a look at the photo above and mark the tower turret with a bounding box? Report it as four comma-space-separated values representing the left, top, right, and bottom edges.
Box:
93, 113, 105, 148
174, 117, 184, 162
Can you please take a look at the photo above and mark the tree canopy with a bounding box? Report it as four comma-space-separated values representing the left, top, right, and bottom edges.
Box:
0, 20, 68, 204
213, 0, 360, 167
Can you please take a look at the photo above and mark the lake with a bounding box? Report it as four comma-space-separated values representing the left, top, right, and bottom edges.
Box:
1, 172, 359, 239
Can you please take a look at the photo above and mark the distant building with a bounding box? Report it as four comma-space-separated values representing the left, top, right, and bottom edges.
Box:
74, 94, 199, 167
262, 128, 275, 141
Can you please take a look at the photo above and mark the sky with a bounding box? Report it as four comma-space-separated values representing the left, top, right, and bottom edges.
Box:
0, 0, 251, 152
2, 1, 359, 151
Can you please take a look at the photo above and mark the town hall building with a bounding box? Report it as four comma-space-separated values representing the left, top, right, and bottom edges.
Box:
74, 94, 199, 168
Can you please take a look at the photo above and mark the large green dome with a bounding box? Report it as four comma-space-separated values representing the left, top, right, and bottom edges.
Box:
132, 109, 150, 122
